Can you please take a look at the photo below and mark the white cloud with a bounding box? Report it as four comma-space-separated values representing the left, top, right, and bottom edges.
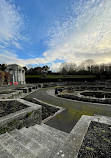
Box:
50, 62, 62, 72
0, 0, 111, 71
0, 0, 25, 51
45, 0, 111, 66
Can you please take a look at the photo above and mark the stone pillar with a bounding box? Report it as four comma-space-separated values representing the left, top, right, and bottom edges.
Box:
21, 70, 23, 84
18, 70, 21, 84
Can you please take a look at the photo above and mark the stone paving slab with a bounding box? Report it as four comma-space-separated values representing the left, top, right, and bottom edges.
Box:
34, 124, 67, 141
0, 144, 15, 158
41, 123, 68, 140
94, 114, 111, 125
0, 132, 36, 158
9, 129, 45, 156
54, 115, 111, 158
20, 127, 56, 150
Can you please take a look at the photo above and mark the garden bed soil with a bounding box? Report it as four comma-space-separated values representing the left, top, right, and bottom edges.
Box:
0, 101, 28, 117
80, 91, 111, 98
78, 121, 111, 158
24, 97, 59, 120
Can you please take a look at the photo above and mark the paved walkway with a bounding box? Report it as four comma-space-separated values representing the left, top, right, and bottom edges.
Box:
25, 87, 111, 133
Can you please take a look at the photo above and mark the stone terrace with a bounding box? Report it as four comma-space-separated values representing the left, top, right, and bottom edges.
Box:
0, 114, 111, 158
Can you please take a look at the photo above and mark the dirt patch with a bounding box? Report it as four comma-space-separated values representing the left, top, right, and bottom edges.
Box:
0, 101, 28, 117
78, 121, 111, 158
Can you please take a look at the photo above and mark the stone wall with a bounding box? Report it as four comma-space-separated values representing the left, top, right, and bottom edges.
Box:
0, 99, 42, 134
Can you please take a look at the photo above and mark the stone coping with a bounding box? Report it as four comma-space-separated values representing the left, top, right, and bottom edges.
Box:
0, 99, 41, 123
0, 90, 23, 99
33, 98, 65, 123
54, 115, 111, 158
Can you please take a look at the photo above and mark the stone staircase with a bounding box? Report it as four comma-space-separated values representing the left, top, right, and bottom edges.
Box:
0, 115, 111, 158
0, 124, 68, 158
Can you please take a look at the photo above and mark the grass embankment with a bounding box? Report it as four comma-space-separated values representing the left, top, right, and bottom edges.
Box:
25, 88, 111, 133
26, 74, 96, 79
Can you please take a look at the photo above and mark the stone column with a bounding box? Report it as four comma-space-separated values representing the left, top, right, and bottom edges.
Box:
21, 70, 23, 84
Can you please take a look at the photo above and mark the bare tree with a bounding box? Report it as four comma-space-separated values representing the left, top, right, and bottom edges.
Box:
5, 72, 10, 85
79, 59, 95, 71
0, 70, 5, 86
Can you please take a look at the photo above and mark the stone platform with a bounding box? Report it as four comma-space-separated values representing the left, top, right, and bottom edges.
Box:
0, 114, 111, 158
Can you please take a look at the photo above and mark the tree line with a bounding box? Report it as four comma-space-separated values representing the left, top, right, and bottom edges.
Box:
23, 65, 50, 75
0, 59, 111, 86
59, 59, 111, 77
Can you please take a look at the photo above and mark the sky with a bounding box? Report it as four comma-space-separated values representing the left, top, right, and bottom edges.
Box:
0, 0, 111, 71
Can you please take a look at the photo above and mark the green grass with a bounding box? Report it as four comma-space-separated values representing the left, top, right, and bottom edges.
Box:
26, 74, 96, 79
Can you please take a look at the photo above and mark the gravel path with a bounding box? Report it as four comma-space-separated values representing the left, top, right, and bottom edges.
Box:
24, 88, 111, 133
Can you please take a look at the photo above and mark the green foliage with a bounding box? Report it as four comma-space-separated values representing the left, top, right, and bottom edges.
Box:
86, 147, 94, 151
26, 74, 96, 79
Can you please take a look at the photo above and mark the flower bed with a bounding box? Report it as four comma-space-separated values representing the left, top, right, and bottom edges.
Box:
0, 100, 28, 117
0, 99, 42, 134
80, 91, 111, 98
78, 121, 111, 158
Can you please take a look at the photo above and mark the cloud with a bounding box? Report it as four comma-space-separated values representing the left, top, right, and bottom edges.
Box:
49, 62, 62, 72
0, 0, 111, 71
0, 0, 25, 54
45, 0, 111, 65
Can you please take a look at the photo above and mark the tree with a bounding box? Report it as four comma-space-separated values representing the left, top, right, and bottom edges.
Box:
79, 59, 95, 71
0, 70, 5, 86
0, 64, 7, 71
42, 65, 50, 73
34, 67, 42, 74
60, 62, 77, 75
5, 72, 10, 85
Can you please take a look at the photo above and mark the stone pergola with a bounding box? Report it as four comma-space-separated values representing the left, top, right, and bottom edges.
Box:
5, 64, 25, 84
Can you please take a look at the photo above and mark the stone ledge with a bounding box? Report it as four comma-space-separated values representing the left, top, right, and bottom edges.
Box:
54, 115, 111, 158
0, 99, 42, 134
33, 98, 65, 123
0, 90, 23, 99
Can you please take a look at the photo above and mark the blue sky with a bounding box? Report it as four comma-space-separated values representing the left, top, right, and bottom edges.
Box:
0, 0, 111, 71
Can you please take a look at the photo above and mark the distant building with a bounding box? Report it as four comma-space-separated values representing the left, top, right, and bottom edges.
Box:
5, 64, 25, 84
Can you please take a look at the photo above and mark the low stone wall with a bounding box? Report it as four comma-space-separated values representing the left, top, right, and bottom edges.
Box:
0, 99, 42, 134
0, 90, 23, 99
58, 92, 111, 104
23, 97, 62, 121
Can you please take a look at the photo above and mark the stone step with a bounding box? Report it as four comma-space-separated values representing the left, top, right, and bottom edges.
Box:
41, 123, 68, 140
34, 124, 68, 141
20, 127, 63, 158
9, 129, 47, 157
31, 126, 64, 145
0, 132, 36, 158
0, 144, 15, 158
